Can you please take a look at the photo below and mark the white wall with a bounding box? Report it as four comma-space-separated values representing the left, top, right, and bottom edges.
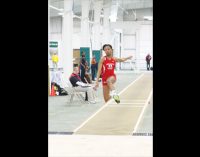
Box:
50, 17, 81, 49
111, 21, 152, 70
50, 17, 62, 41
119, 34, 136, 70
138, 24, 153, 70
49, 17, 62, 68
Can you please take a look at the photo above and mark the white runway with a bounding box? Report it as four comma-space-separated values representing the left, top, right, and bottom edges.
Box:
48, 134, 152, 157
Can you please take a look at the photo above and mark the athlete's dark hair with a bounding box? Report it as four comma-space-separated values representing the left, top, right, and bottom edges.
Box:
102, 44, 112, 50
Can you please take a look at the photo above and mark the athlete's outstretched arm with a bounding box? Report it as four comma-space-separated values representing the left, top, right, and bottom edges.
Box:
95, 57, 104, 88
114, 56, 133, 62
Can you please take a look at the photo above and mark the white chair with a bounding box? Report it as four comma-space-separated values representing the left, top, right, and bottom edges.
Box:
61, 79, 89, 104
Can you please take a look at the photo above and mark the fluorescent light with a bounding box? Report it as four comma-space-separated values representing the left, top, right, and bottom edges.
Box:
143, 16, 153, 20
57, 13, 81, 19
73, 14, 81, 19
114, 29, 122, 33
58, 13, 63, 15
109, 15, 117, 22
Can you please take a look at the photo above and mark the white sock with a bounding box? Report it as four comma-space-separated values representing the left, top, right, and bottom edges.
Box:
110, 90, 116, 97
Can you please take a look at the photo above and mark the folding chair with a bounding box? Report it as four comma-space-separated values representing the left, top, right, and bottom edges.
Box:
61, 79, 89, 104
65, 86, 86, 103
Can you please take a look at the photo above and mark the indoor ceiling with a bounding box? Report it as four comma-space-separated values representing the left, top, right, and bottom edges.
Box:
49, 0, 153, 21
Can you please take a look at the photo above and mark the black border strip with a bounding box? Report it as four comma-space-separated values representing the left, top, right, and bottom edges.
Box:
48, 132, 74, 135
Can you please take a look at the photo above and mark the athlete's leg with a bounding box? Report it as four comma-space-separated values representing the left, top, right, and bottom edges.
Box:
106, 76, 120, 103
106, 76, 116, 91
103, 85, 111, 102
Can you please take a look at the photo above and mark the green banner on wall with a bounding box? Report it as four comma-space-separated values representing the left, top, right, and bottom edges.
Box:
50, 41, 58, 48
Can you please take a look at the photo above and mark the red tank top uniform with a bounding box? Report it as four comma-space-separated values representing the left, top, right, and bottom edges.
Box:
101, 56, 116, 86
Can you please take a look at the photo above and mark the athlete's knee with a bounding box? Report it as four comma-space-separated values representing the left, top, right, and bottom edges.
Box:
107, 77, 115, 84
106, 79, 112, 84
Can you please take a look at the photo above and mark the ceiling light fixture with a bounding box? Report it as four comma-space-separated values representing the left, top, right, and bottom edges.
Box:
143, 16, 153, 20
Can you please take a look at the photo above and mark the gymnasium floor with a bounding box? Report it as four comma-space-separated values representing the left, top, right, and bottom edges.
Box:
48, 70, 153, 157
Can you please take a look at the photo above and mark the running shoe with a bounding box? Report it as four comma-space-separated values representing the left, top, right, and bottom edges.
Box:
113, 94, 120, 104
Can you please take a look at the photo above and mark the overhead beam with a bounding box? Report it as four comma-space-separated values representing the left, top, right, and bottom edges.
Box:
49, 5, 63, 12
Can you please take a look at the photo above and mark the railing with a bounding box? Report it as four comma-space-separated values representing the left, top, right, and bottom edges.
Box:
117, 59, 153, 70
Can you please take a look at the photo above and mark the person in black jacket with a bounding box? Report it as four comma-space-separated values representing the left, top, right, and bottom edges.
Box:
69, 67, 96, 103
146, 53, 152, 70
80, 52, 87, 83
